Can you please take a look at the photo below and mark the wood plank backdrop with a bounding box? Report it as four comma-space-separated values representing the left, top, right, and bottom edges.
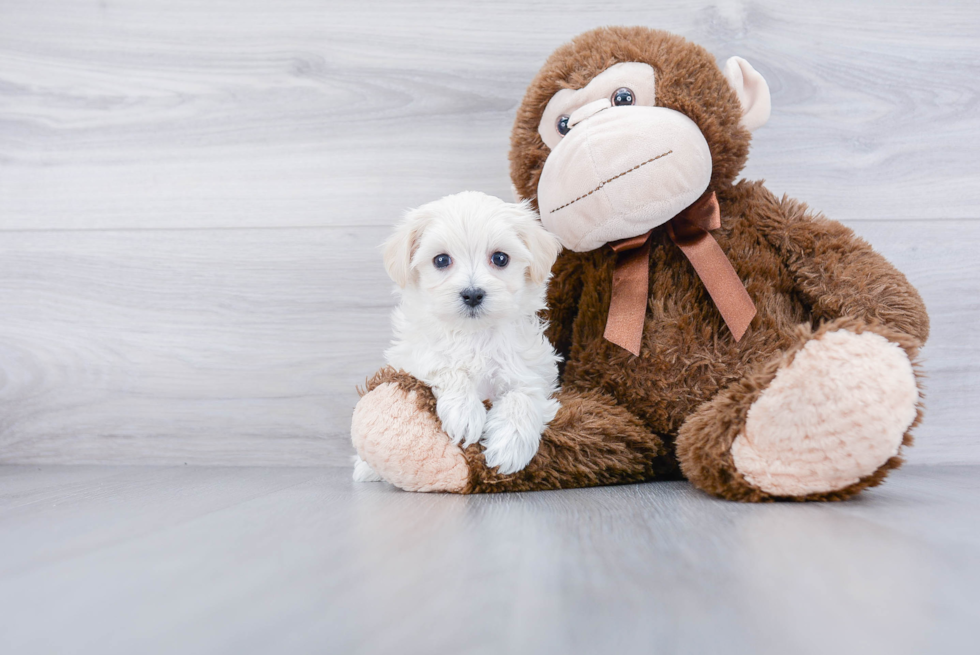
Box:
1, 0, 978, 466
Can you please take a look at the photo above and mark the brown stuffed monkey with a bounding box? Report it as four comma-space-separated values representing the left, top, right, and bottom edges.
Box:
351, 27, 929, 501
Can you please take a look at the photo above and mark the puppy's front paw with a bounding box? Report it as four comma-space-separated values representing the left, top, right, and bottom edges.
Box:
481, 393, 552, 474
436, 391, 487, 447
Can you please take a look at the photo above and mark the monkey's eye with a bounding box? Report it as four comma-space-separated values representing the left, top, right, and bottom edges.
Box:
490, 252, 509, 268
433, 254, 452, 269
556, 115, 570, 136
612, 87, 635, 106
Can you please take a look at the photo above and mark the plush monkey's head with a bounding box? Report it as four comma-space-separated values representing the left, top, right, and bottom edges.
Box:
509, 27, 770, 252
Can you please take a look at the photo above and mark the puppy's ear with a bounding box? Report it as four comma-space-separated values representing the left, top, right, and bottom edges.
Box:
514, 203, 562, 286
382, 208, 429, 288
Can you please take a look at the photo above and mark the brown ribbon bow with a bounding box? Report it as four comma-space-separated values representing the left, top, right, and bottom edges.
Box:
603, 190, 757, 356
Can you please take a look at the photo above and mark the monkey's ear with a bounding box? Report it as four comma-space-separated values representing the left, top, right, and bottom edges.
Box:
382, 209, 428, 288
722, 56, 771, 132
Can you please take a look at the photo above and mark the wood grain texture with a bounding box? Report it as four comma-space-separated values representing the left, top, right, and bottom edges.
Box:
0, 226, 392, 465
1, 0, 978, 230
1, 464, 978, 654
846, 221, 980, 465
0, 221, 975, 466
0, 1, 977, 466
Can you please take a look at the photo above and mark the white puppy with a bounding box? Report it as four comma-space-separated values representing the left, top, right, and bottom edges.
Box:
353, 191, 563, 480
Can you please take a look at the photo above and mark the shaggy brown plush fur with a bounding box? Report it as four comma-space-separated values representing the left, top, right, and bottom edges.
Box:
543, 180, 928, 437
530, 176, 927, 500
675, 316, 924, 502
353, 26, 929, 500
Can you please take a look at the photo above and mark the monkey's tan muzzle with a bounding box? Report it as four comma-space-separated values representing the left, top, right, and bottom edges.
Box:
537, 106, 713, 252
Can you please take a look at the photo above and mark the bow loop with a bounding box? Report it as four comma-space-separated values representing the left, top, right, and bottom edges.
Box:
602, 190, 757, 356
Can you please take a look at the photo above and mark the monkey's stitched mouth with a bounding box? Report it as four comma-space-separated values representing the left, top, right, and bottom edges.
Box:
549, 149, 673, 213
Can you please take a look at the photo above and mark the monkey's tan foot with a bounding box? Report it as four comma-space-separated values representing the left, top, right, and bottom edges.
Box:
731, 328, 918, 497
350, 369, 469, 493
678, 319, 923, 501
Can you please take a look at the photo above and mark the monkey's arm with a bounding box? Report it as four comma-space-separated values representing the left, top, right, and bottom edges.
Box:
352, 367, 679, 493
749, 183, 929, 344
543, 252, 585, 372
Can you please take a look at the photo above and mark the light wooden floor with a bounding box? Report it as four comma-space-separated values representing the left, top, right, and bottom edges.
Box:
1, 464, 977, 655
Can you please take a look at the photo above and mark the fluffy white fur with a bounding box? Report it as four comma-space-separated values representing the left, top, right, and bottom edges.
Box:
353, 191, 562, 481
351, 455, 384, 482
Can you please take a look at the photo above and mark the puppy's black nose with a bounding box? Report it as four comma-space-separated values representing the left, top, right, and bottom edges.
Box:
460, 287, 485, 308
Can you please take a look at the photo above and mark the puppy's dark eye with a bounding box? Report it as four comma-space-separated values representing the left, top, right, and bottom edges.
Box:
490, 252, 509, 268
556, 115, 570, 136
433, 254, 452, 269
612, 87, 635, 106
